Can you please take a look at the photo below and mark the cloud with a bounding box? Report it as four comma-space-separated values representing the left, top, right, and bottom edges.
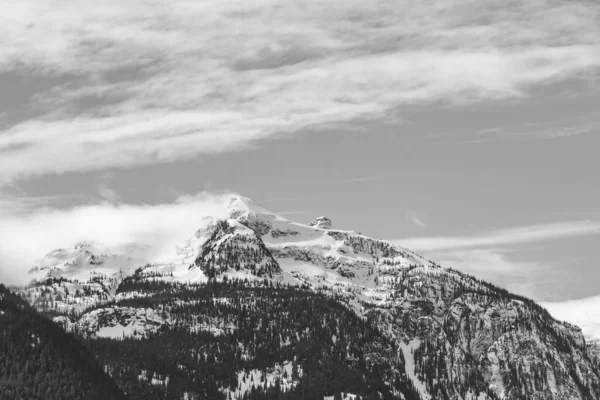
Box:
393, 221, 600, 299
0, 193, 89, 214
0, 192, 232, 285
541, 295, 600, 343
477, 110, 600, 141
407, 210, 426, 227
429, 247, 542, 296
0, 0, 599, 182
96, 184, 120, 204
433, 248, 525, 273
394, 221, 600, 251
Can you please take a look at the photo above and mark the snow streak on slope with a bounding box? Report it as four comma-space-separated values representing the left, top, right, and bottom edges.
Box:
400, 339, 431, 400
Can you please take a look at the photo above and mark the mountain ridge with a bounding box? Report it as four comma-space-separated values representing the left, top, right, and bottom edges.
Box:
14, 194, 600, 400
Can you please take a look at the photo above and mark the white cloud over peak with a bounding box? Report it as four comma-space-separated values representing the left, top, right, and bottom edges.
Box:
0, 0, 599, 181
0, 192, 232, 285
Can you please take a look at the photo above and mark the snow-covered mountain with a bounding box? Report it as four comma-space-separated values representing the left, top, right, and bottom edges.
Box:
21, 241, 152, 314
17, 195, 600, 400
143, 195, 433, 288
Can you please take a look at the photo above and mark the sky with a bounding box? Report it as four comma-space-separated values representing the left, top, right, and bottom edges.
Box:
1, 0, 599, 332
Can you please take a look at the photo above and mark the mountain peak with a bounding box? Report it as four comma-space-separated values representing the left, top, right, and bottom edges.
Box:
73, 240, 96, 251
309, 216, 332, 230
227, 195, 274, 218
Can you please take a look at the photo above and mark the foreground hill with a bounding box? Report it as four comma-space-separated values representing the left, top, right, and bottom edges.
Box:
0, 284, 127, 400
16, 195, 600, 399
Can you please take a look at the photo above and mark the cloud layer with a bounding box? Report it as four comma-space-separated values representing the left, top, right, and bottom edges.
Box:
393, 221, 600, 299
542, 296, 600, 343
394, 221, 600, 251
1, 0, 599, 181
0, 192, 231, 285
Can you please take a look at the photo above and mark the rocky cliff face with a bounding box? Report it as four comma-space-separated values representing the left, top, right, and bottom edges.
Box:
16, 195, 600, 400
363, 264, 600, 399
309, 216, 333, 230
193, 219, 280, 279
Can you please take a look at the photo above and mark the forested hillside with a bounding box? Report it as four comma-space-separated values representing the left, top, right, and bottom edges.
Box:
0, 284, 127, 400
78, 276, 424, 400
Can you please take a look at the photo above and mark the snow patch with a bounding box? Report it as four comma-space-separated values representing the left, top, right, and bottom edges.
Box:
324, 394, 357, 400
400, 339, 431, 400
220, 361, 302, 398
486, 348, 506, 399
138, 370, 170, 386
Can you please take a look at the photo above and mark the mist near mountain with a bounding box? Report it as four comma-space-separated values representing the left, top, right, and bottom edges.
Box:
0, 192, 230, 285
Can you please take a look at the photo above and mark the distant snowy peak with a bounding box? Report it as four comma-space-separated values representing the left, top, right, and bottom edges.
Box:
309, 216, 332, 230
227, 195, 283, 221
73, 240, 96, 251
227, 195, 284, 236
31, 242, 108, 279
153, 194, 434, 284
29, 241, 148, 281
24, 193, 435, 292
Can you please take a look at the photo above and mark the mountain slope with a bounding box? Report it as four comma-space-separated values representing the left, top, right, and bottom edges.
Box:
16, 195, 600, 400
80, 278, 423, 400
0, 284, 127, 400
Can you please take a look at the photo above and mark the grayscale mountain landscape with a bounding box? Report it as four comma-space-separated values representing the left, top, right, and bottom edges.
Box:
1, 0, 600, 399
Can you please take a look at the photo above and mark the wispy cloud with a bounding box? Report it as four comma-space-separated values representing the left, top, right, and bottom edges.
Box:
477, 110, 600, 141
406, 210, 426, 227
0, 0, 599, 182
392, 220, 600, 300
430, 247, 543, 297
95, 172, 120, 203
0, 192, 91, 214
393, 221, 600, 251
407, 246, 554, 301
96, 184, 120, 204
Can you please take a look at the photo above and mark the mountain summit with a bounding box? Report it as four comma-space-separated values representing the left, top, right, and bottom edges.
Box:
309, 216, 333, 229
15, 194, 600, 400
